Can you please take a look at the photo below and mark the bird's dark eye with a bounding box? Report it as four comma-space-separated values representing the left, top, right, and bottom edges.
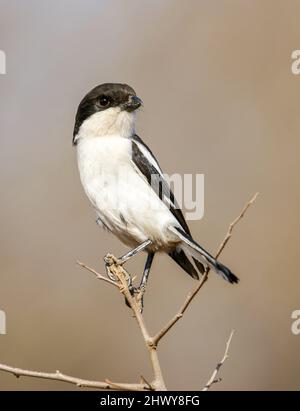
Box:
99, 95, 111, 107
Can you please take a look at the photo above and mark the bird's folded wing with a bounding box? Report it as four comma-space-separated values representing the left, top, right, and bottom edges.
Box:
130, 134, 191, 234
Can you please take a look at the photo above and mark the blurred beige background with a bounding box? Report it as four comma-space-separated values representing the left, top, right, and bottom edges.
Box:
0, 0, 299, 391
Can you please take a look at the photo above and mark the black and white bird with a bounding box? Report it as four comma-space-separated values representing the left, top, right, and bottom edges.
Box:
73, 83, 238, 305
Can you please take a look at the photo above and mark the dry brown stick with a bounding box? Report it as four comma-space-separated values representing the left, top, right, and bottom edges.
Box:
152, 192, 259, 346
202, 330, 234, 391
152, 273, 209, 346
77, 260, 119, 288
0, 259, 159, 391
215, 192, 259, 259
0, 363, 149, 391
0, 193, 258, 391
104, 379, 150, 391
140, 375, 153, 390
104, 254, 167, 391
78, 255, 165, 390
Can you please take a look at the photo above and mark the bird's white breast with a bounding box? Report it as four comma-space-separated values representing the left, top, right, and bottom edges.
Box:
76, 136, 179, 250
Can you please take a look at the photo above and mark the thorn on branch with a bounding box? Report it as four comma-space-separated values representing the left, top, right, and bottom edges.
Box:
202, 330, 234, 391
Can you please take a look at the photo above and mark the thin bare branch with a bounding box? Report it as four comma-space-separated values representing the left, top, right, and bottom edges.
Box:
140, 375, 154, 390
0, 363, 148, 391
202, 330, 234, 391
103, 255, 167, 391
77, 260, 119, 288
153, 193, 259, 346
152, 274, 209, 345
0, 193, 258, 391
215, 192, 259, 259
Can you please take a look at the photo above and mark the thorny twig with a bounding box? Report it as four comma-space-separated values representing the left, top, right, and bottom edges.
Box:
0, 193, 258, 390
202, 330, 234, 391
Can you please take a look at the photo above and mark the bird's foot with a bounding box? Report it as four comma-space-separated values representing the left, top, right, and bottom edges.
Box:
103, 253, 132, 286
103, 253, 146, 312
104, 254, 118, 282
125, 285, 145, 313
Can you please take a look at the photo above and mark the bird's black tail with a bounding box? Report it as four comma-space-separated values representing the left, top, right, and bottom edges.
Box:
168, 226, 239, 284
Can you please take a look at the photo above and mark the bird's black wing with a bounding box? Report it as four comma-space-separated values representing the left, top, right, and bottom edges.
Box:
131, 134, 190, 234
131, 134, 204, 279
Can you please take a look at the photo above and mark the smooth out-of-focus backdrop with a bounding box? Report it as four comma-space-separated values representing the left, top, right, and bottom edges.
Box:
0, 0, 299, 391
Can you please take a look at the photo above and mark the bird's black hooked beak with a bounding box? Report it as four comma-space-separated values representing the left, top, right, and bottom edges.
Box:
123, 95, 143, 112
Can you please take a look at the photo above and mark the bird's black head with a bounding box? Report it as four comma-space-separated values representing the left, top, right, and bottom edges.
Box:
73, 83, 142, 144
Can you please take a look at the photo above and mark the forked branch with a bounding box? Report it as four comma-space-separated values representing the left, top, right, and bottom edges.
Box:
0, 193, 258, 390
202, 330, 234, 391
153, 192, 259, 346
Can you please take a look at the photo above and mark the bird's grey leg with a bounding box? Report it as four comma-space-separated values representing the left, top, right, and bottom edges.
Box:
118, 241, 153, 310
137, 252, 155, 312
139, 252, 155, 289
125, 252, 155, 312
105, 240, 152, 285
118, 239, 152, 264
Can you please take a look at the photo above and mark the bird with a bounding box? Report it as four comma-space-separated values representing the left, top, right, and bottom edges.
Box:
73, 83, 238, 308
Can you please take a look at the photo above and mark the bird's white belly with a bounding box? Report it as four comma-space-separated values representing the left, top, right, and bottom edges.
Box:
77, 136, 179, 250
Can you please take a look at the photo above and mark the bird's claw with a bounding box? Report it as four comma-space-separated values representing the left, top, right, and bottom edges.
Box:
104, 254, 118, 281
104, 254, 132, 286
